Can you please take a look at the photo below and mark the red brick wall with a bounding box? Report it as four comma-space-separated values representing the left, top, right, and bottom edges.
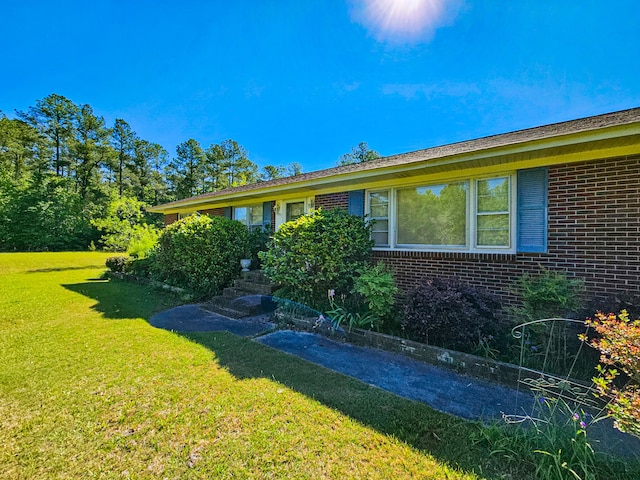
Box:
163, 213, 178, 226
315, 192, 349, 210
374, 154, 640, 305
199, 208, 226, 216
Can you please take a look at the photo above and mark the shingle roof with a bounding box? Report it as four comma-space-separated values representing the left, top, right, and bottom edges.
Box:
155, 106, 640, 209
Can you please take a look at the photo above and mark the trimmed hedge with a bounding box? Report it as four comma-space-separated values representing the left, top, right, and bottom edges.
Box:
259, 208, 373, 311
153, 214, 249, 297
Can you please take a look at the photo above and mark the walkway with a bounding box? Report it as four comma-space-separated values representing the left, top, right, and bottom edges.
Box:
151, 304, 532, 421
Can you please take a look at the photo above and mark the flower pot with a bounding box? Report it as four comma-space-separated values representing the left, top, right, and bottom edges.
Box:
240, 258, 252, 272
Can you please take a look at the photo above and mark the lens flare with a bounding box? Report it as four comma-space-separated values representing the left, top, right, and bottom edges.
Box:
350, 0, 462, 43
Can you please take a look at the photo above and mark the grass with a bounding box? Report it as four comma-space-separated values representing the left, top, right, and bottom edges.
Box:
0, 252, 638, 479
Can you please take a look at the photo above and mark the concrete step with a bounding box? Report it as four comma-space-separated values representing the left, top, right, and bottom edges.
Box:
242, 270, 272, 284
201, 294, 278, 319
232, 279, 276, 295
200, 301, 248, 319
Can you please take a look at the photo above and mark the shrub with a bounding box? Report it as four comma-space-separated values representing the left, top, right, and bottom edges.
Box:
511, 269, 585, 322
402, 276, 503, 351
510, 270, 586, 373
586, 310, 640, 438
246, 226, 271, 268
123, 255, 155, 278
353, 262, 398, 329
105, 255, 128, 273
259, 208, 373, 311
126, 224, 160, 259
153, 214, 249, 297
580, 292, 640, 321
92, 196, 151, 252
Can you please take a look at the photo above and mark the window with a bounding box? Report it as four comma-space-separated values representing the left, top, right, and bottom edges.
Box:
366, 175, 514, 252
286, 201, 305, 222
233, 204, 264, 230
476, 177, 510, 247
396, 182, 467, 247
368, 191, 390, 246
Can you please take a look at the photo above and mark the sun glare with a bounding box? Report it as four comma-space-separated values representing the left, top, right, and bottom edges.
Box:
350, 0, 461, 43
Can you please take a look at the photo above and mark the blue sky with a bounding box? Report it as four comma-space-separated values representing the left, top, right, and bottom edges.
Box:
2, 1, 639, 172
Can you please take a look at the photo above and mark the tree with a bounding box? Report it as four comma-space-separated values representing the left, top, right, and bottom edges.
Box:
286, 162, 303, 176
17, 93, 79, 176
261, 164, 285, 181
131, 139, 169, 205
91, 196, 153, 251
166, 139, 206, 199
110, 118, 137, 197
337, 142, 380, 166
0, 115, 41, 181
206, 139, 258, 188
71, 104, 109, 199
261, 162, 303, 181
0, 176, 96, 251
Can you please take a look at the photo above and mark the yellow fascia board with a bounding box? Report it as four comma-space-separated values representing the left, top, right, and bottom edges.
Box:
151, 123, 640, 214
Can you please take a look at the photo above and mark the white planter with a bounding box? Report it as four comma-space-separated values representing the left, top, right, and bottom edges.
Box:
240, 258, 252, 272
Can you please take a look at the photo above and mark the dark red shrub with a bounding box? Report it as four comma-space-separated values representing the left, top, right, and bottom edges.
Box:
402, 276, 504, 351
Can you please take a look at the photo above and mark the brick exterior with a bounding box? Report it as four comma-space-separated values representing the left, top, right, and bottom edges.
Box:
373, 154, 640, 305
163, 213, 178, 226
315, 192, 350, 210
199, 208, 226, 216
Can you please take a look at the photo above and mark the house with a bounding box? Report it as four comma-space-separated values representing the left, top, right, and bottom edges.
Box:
148, 107, 640, 305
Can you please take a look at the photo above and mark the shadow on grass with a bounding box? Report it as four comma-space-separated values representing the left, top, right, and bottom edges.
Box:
62, 278, 183, 320
28, 264, 106, 273
181, 330, 515, 479
63, 278, 502, 477
61, 278, 640, 479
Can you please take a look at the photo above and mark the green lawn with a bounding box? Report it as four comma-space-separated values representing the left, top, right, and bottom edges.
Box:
0, 252, 633, 479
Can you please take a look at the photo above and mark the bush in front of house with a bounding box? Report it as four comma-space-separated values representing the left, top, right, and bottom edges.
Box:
352, 262, 399, 330
259, 208, 373, 311
586, 310, 640, 438
511, 269, 585, 323
105, 255, 128, 273
509, 270, 588, 374
402, 276, 504, 352
152, 214, 249, 297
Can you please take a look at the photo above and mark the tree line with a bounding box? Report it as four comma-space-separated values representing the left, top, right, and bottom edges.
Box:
0, 93, 301, 251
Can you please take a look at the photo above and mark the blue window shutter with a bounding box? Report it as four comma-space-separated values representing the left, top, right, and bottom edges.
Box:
348, 190, 365, 218
517, 168, 548, 253
223, 207, 232, 219
262, 201, 273, 229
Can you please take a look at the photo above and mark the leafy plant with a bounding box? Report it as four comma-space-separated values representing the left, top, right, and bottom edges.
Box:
259, 208, 373, 311
512, 269, 585, 322
123, 255, 155, 278
92, 196, 157, 252
126, 223, 160, 259
105, 255, 128, 273
402, 276, 504, 351
511, 270, 587, 373
353, 262, 398, 326
152, 214, 249, 297
326, 291, 377, 331
246, 225, 271, 267
580, 292, 640, 321
585, 310, 640, 438
477, 397, 607, 480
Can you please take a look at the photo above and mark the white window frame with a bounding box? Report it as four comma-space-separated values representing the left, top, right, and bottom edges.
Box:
366, 173, 517, 254
274, 196, 314, 229
367, 190, 391, 247
233, 203, 265, 231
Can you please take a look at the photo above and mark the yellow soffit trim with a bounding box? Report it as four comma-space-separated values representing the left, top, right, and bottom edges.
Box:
150, 123, 640, 213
